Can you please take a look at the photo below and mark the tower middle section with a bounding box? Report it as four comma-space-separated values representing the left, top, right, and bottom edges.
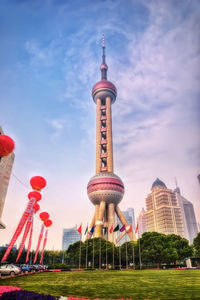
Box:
96, 96, 113, 173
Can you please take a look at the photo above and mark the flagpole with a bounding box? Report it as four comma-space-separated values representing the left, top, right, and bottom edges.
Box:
86, 237, 88, 269
106, 238, 108, 269
112, 231, 114, 270
125, 233, 128, 269
119, 246, 121, 270
99, 238, 101, 269
138, 226, 142, 270
79, 224, 82, 269
132, 241, 135, 270
85, 224, 88, 269
92, 237, 95, 269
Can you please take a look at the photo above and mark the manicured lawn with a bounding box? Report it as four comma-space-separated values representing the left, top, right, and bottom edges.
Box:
1, 269, 200, 299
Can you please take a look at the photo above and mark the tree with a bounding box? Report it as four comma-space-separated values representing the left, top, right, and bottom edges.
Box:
166, 234, 193, 262
193, 233, 200, 256
139, 232, 167, 267
138, 232, 192, 267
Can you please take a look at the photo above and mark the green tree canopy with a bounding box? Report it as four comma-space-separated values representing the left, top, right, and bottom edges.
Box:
193, 232, 200, 256
138, 232, 192, 266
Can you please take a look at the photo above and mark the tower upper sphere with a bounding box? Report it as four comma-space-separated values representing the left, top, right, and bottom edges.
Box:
92, 35, 117, 104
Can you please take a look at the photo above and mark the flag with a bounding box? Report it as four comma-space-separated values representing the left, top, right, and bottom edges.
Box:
77, 225, 82, 234
135, 224, 138, 233
109, 225, 113, 233
26, 216, 34, 263
40, 229, 48, 264
90, 226, 95, 234
1, 197, 35, 262
16, 211, 33, 262
34, 224, 44, 263
113, 224, 119, 232
120, 224, 126, 232
84, 226, 88, 235
129, 224, 133, 232
103, 227, 108, 235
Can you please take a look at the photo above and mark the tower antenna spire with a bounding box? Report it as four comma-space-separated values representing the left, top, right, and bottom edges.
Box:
101, 34, 108, 80
102, 34, 105, 48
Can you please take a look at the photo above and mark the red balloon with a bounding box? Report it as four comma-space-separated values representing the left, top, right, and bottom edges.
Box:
0, 135, 15, 157
28, 191, 42, 202
44, 219, 52, 227
30, 176, 46, 191
40, 212, 49, 221
33, 203, 40, 212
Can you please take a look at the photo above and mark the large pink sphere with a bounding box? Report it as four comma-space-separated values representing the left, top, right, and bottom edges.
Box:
87, 172, 124, 205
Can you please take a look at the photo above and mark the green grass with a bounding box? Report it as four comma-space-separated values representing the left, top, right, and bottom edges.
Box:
1, 270, 200, 299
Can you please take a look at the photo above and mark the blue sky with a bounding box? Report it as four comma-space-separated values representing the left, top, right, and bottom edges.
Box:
1, 0, 200, 249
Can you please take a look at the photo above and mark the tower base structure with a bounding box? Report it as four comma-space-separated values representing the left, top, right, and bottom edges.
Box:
87, 172, 136, 244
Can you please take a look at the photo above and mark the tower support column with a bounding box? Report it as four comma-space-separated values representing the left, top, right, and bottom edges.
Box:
95, 200, 106, 237
108, 203, 116, 243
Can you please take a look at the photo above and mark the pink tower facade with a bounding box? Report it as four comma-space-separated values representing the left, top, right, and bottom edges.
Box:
87, 37, 136, 243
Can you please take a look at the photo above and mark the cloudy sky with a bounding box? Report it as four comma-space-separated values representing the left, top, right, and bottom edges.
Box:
1, 0, 200, 250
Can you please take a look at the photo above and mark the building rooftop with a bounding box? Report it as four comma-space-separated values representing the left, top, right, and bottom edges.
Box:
152, 178, 167, 189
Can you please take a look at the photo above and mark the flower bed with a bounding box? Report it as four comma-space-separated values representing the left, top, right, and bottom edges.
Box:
0, 289, 58, 299
0, 286, 22, 296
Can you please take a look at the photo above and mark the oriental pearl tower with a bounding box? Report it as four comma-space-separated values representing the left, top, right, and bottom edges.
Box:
87, 36, 136, 244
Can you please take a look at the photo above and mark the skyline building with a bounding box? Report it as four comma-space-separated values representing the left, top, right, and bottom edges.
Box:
175, 187, 198, 244
0, 126, 15, 229
145, 178, 184, 237
62, 227, 80, 250
127, 208, 136, 232
87, 37, 135, 244
198, 174, 200, 185
137, 207, 147, 236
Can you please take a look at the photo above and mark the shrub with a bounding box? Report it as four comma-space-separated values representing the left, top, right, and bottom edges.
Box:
48, 263, 69, 269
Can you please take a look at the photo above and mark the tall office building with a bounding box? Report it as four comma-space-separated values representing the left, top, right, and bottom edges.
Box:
137, 208, 147, 236
175, 187, 198, 244
0, 127, 15, 229
116, 208, 135, 245
62, 227, 80, 250
145, 178, 184, 237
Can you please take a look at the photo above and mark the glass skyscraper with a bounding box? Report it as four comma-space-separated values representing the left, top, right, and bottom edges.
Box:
62, 227, 80, 250
175, 187, 198, 244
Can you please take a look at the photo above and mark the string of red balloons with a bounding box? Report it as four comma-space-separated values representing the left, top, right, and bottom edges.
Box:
0, 134, 53, 264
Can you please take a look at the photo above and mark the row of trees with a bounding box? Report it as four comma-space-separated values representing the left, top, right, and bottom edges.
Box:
0, 232, 199, 268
